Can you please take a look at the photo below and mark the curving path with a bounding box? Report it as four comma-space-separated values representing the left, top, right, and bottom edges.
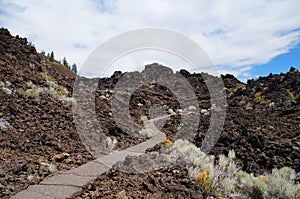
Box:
11, 116, 169, 199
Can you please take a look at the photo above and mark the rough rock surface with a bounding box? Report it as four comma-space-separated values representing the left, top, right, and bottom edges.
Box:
71, 67, 300, 198
0, 28, 299, 198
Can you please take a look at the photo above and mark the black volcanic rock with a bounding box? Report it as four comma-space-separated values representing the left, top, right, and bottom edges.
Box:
1, 28, 299, 198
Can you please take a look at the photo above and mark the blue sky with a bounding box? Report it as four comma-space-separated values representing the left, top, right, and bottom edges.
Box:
0, 0, 300, 82
250, 43, 300, 79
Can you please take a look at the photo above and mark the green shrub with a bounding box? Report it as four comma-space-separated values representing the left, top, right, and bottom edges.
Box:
187, 105, 197, 111
165, 139, 300, 198
210, 150, 239, 195
168, 108, 176, 115
139, 128, 153, 138
236, 171, 267, 198
0, 81, 13, 95
141, 115, 148, 123
265, 167, 300, 199
5, 81, 11, 87
1, 87, 12, 95
17, 76, 74, 102
23, 88, 40, 98
106, 137, 117, 151
167, 139, 214, 178
287, 90, 295, 100
287, 90, 300, 101
5, 52, 16, 60
254, 95, 271, 105
233, 83, 246, 92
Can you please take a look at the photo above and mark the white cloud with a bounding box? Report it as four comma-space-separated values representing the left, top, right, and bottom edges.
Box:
0, 0, 300, 79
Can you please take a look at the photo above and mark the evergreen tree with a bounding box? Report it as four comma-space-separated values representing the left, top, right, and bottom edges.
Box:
71, 63, 77, 74
50, 51, 55, 62
63, 57, 69, 69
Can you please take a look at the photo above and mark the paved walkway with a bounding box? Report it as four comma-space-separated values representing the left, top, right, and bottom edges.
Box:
11, 118, 166, 199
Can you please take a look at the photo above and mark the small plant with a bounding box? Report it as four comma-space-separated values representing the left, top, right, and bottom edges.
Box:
1, 87, 12, 95
16, 88, 25, 95
268, 102, 275, 107
200, 109, 209, 115
106, 137, 118, 151
232, 83, 246, 93
139, 128, 153, 138
56, 85, 68, 96
100, 95, 110, 100
287, 89, 296, 100
240, 95, 248, 105
193, 150, 239, 196
195, 168, 211, 190
162, 138, 173, 147
254, 91, 263, 97
40, 72, 48, 79
236, 171, 267, 198
254, 95, 271, 105
148, 84, 155, 89
5, 81, 11, 87
48, 163, 57, 174
167, 139, 214, 178
40, 162, 57, 174
26, 81, 34, 88
24, 88, 40, 98
168, 108, 176, 115
0, 81, 13, 95
211, 103, 217, 110
187, 105, 197, 111
5, 52, 16, 60
46, 79, 58, 89
137, 103, 143, 107
58, 96, 76, 104
17, 87, 40, 98
265, 167, 300, 199
177, 109, 183, 113
235, 167, 300, 199
288, 89, 300, 101
246, 101, 253, 110
141, 115, 148, 124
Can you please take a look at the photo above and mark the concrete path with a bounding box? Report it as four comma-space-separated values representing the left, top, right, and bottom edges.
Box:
11, 117, 167, 199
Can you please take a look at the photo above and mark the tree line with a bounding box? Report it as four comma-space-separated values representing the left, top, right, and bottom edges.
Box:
41, 50, 77, 74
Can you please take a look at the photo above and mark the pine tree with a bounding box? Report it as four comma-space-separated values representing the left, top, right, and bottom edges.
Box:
63, 57, 69, 69
71, 63, 77, 74
50, 51, 55, 62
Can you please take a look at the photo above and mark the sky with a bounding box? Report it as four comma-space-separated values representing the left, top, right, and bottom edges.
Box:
0, 0, 300, 81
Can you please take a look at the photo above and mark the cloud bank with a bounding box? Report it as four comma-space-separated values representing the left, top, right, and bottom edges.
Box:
0, 0, 300, 79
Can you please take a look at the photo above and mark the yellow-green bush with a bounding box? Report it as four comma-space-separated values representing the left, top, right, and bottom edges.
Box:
5, 52, 16, 60
288, 89, 300, 101
254, 95, 271, 105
